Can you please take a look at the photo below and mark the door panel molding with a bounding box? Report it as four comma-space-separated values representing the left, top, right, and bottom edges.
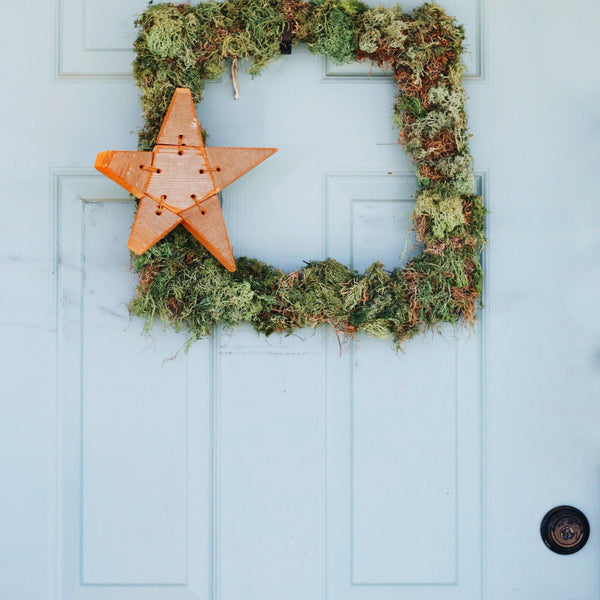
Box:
211, 331, 328, 599
324, 170, 489, 599
51, 170, 209, 599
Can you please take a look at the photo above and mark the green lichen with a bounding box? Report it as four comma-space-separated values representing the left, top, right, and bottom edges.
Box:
414, 186, 465, 239
433, 153, 474, 195
358, 5, 408, 54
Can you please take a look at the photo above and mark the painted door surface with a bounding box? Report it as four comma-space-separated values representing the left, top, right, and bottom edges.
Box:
2, 1, 600, 599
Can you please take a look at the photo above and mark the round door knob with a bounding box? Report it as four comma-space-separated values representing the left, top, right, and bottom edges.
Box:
540, 506, 590, 555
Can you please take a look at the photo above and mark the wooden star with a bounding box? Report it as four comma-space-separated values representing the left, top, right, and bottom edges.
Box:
95, 87, 277, 272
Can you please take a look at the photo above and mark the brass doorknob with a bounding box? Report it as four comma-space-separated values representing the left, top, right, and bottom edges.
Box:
540, 506, 590, 555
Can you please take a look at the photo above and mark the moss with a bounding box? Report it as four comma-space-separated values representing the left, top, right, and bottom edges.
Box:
127, 0, 484, 349
219, 0, 285, 75
145, 5, 200, 59
129, 230, 262, 337
295, 0, 368, 63
395, 94, 427, 119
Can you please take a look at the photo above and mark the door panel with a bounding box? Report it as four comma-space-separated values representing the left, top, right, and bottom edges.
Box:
215, 346, 325, 599
54, 174, 210, 598
326, 332, 482, 599
57, 0, 150, 77
3, 1, 600, 599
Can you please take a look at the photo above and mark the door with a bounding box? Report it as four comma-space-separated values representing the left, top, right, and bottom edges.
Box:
2, 1, 599, 599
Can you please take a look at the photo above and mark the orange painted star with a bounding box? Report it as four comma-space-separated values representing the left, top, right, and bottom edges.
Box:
95, 87, 277, 272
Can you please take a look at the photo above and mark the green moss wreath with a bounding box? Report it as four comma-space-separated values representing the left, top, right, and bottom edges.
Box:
129, 0, 485, 348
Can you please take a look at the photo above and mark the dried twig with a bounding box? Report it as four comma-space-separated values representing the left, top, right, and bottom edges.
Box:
231, 56, 240, 99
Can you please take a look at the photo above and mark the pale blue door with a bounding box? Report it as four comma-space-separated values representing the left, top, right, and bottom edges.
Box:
2, 1, 600, 599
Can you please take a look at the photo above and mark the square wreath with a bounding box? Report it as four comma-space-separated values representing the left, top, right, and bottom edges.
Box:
127, 0, 486, 348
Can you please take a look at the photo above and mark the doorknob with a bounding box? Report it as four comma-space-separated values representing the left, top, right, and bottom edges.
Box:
540, 506, 590, 554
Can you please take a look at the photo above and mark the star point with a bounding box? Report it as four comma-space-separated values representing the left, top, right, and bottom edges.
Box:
95, 87, 277, 272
